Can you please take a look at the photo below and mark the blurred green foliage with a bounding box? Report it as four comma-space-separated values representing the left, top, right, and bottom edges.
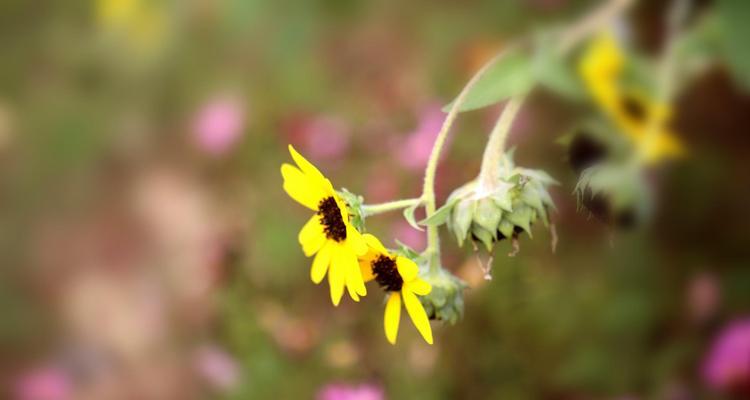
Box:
0, 1, 749, 399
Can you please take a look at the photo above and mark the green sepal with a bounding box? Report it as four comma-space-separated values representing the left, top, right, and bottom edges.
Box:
338, 188, 366, 232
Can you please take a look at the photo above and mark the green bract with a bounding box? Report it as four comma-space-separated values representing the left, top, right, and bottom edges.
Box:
418, 266, 467, 325
391, 242, 467, 325
423, 151, 557, 252
337, 188, 366, 232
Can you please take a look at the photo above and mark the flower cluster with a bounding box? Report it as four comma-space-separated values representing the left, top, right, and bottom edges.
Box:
278, 0, 715, 348
563, 31, 687, 228
282, 145, 434, 344
578, 32, 684, 163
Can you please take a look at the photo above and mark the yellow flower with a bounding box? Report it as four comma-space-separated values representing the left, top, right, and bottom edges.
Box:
281, 145, 368, 306
358, 234, 433, 345
579, 32, 684, 162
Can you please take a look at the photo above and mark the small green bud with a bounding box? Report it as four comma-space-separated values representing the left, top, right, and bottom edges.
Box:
418, 267, 467, 325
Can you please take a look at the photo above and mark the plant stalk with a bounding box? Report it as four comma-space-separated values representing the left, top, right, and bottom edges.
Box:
362, 198, 422, 217
477, 96, 526, 190
421, 50, 513, 271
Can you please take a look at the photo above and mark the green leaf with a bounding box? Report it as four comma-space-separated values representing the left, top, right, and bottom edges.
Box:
443, 48, 534, 113
419, 198, 457, 227
532, 34, 586, 99
718, 0, 750, 90
403, 203, 423, 232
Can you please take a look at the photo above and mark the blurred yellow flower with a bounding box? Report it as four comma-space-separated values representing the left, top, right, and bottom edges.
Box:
281, 145, 368, 306
579, 32, 684, 162
96, 0, 167, 52
359, 234, 433, 345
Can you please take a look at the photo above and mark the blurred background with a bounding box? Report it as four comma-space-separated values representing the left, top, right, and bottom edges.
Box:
1, 0, 750, 399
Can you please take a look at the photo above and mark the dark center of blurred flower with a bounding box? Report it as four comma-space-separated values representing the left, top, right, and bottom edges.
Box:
372, 255, 403, 292
317, 197, 347, 242
568, 133, 607, 174
620, 95, 646, 122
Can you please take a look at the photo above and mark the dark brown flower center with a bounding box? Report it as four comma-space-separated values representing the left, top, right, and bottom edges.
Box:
317, 197, 347, 242
568, 132, 607, 174
620, 95, 646, 122
372, 255, 403, 292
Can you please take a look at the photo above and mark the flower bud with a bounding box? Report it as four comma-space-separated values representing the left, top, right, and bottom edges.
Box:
424, 152, 557, 252
574, 162, 651, 228
389, 243, 467, 325
418, 267, 467, 325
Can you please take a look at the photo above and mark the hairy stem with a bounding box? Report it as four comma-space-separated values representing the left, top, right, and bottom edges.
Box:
478, 96, 526, 189
558, 0, 635, 54
421, 49, 513, 271
419, 0, 634, 272
362, 198, 422, 217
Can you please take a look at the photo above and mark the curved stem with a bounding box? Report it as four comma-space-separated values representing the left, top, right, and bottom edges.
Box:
477, 0, 632, 188
419, 0, 634, 273
478, 96, 526, 189
362, 198, 422, 217
421, 49, 513, 271
557, 0, 635, 54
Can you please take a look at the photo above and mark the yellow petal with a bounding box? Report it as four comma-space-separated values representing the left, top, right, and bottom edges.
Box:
342, 243, 367, 298
396, 256, 418, 282
328, 244, 347, 306
651, 129, 685, 158
405, 278, 431, 296
281, 164, 325, 210
298, 215, 321, 244
579, 32, 623, 116
346, 284, 360, 302
288, 145, 334, 193
384, 292, 401, 344
299, 216, 325, 257
580, 32, 623, 80
334, 194, 350, 222
359, 260, 375, 283
346, 226, 367, 256
363, 233, 388, 254
402, 290, 433, 344
310, 241, 332, 284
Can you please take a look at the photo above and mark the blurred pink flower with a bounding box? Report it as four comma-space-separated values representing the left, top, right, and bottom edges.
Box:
194, 344, 240, 391
364, 166, 399, 203
14, 366, 71, 400
285, 113, 350, 160
192, 95, 246, 155
687, 272, 720, 323
303, 116, 350, 159
392, 220, 426, 251
396, 104, 447, 171
317, 383, 384, 400
703, 318, 750, 395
